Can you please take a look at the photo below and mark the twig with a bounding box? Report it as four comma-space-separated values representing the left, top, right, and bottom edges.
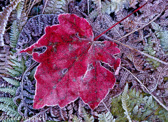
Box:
116, 10, 164, 41
87, 0, 89, 15
26, 0, 34, 15
103, 34, 168, 65
26, 0, 40, 15
102, 9, 168, 65
122, 66, 168, 111
42, 0, 48, 14
93, 9, 168, 65
94, 2, 147, 41
102, 101, 110, 112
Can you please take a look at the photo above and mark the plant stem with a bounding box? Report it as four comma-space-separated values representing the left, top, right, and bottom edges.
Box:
94, 2, 147, 41
103, 34, 168, 65
116, 10, 164, 41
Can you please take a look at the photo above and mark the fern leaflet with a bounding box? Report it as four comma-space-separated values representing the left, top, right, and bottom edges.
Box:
0, 103, 21, 120
111, 87, 168, 121
98, 111, 115, 122
151, 22, 168, 53
121, 83, 132, 122
2, 77, 20, 87
10, 20, 20, 48
44, 0, 68, 14
0, 97, 15, 106
0, 87, 16, 96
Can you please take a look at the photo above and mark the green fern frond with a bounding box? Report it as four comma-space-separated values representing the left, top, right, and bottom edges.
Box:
0, 87, 16, 96
2, 119, 19, 122
151, 22, 168, 53
16, 1, 24, 19
11, 65, 24, 73
0, 0, 22, 46
102, 0, 127, 14
111, 86, 168, 121
90, 0, 130, 19
2, 77, 20, 87
6, 56, 26, 77
98, 111, 115, 122
6, 67, 21, 77
10, 0, 26, 48
91, 0, 130, 18
121, 83, 132, 122
10, 20, 20, 48
155, 108, 168, 121
144, 37, 160, 69
44, 0, 68, 14
72, 109, 116, 122
0, 97, 15, 106
10, 58, 25, 69
0, 2, 25, 120
82, 108, 94, 122
72, 116, 82, 122
0, 103, 21, 120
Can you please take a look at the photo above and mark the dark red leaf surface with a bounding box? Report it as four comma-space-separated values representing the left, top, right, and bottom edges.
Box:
21, 14, 120, 109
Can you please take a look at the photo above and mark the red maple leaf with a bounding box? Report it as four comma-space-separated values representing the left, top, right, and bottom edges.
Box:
21, 14, 120, 109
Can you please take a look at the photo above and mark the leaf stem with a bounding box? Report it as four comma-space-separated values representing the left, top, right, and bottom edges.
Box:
94, 2, 147, 41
